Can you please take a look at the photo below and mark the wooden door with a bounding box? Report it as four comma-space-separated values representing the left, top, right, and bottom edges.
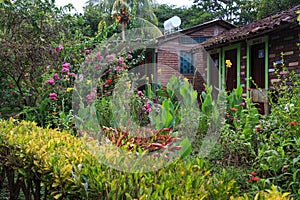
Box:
251, 43, 265, 88
225, 49, 237, 91
250, 43, 266, 114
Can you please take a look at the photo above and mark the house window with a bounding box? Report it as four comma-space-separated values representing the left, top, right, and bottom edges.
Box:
180, 52, 194, 74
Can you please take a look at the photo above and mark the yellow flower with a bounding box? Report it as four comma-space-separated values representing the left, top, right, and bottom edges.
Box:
226, 60, 232, 68
67, 88, 73, 92
86, 80, 91, 85
157, 68, 162, 74
184, 77, 189, 82
115, 15, 121, 22
127, 81, 131, 89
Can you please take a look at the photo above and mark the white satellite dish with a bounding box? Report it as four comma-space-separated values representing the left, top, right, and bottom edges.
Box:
164, 16, 181, 34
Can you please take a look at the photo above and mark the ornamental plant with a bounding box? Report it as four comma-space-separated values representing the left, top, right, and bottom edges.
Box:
0, 119, 239, 199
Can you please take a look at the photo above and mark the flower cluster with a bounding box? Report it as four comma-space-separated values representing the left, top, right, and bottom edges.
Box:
247, 171, 260, 183
226, 59, 232, 68
115, 6, 131, 25
46, 46, 78, 101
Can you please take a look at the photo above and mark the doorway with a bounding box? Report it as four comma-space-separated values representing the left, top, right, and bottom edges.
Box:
225, 49, 237, 91
250, 43, 265, 88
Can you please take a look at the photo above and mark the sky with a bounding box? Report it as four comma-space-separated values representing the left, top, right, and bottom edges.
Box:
55, 0, 194, 14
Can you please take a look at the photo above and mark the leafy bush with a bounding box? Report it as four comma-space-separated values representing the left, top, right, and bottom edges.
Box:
0, 118, 239, 199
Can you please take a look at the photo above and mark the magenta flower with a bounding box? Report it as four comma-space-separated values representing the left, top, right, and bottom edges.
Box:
55, 44, 64, 52
53, 73, 60, 80
62, 63, 70, 68
144, 102, 152, 113
62, 63, 70, 73
137, 91, 144, 97
69, 72, 76, 77
49, 93, 58, 100
62, 67, 69, 73
85, 49, 90, 54
47, 78, 55, 86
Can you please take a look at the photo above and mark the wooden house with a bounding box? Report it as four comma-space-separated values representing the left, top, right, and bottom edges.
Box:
201, 4, 300, 113
144, 5, 300, 113
144, 19, 235, 93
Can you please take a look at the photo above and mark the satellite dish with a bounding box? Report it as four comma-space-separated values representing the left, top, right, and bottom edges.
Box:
164, 16, 181, 30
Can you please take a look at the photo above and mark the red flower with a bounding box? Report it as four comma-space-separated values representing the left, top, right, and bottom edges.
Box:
250, 171, 257, 176
247, 179, 252, 183
107, 79, 113, 84
256, 127, 262, 132
289, 121, 297, 126
251, 176, 260, 182
230, 107, 238, 111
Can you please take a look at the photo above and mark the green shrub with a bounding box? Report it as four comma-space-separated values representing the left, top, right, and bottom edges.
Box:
0, 118, 239, 199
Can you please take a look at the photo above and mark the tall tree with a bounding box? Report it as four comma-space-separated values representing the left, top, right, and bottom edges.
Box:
192, 0, 257, 25
85, 0, 161, 36
0, 0, 84, 108
255, 0, 300, 19
154, 4, 214, 30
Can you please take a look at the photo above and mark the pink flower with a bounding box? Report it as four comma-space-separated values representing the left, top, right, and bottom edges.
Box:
144, 102, 152, 113
118, 56, 125, 63
62, 63, 70, 68
96, 52, 103, 61
86, 91, 96, 103
127, 54, 132, 59
55, 44, 64, 52
116, 66, 124, 71
47, 78, 55, 86
85, 49, 90, 54
95, 64, 102, 70
69, 72, 76, 77
49, 93, 57, 100
62, 63, 70, 73
62, 67, 69, 73
239, 102, 245, 107
137, 91, 144, 97
53, 73, 60, 80
106, 54, 115, 63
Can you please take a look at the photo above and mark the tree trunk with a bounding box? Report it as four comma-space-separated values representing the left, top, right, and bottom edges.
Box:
122, 22, 125, 41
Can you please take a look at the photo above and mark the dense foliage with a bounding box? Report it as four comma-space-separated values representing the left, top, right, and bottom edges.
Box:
0, 0, 300, 199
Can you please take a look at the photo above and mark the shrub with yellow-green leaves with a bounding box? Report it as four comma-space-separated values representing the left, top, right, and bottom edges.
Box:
231, 185, 293, 200
0, 119, 239, 199
0, 118, 89, 199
